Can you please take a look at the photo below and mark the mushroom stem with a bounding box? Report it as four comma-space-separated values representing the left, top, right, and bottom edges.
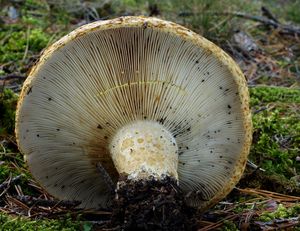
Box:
110, 121, 179, 180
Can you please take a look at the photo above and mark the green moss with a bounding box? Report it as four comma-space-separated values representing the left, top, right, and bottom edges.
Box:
0, 148, 36, 195
247, 86, 300, 193
252, 108, 299, 174
258, 204, 300, 222
221, 220, 239, 231
0, 26, 50, 63
0, 89, 18, 136
250, 86, 300, 106
0, 89, 35, 193
0, 165, 11, 182
0, 213, 92, 231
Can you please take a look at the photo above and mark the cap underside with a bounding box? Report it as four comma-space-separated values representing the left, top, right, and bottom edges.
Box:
16, 17, 251, 209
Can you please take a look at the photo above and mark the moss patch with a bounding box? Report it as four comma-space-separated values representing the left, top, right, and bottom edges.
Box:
0, 213, 92, 231
258, 203, 300, 222
239, 86, 300, 194
0, 89, 18, 136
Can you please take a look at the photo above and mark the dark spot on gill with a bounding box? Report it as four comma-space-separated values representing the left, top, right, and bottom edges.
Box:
195, 60, 199, 64
219, 86, 223, 90
56, 128, 60, 131
97, 124, 103, 129
227, 105, 231, 109
104, 136, 108, 140
158, 117, 166, 124
26, 87, 32, 95
48, 97, 52, 101
36, 134, 40, 137
172, 121, 192, 138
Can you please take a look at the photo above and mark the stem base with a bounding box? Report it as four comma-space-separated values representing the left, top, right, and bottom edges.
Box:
110, 176, 196, 230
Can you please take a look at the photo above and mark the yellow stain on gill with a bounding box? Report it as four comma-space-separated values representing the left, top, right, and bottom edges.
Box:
97, 80, 187, 96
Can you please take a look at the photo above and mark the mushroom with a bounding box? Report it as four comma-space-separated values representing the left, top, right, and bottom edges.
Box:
15, 16, 252, 211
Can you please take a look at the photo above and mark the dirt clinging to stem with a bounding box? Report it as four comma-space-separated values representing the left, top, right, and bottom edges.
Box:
109, 175, 197, 230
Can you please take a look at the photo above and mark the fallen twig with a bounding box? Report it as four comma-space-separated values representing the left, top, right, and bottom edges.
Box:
15, 195, 81, 208
261, 6, 279, 23
198, 214, 238, 231
178, 10, 300, 36
22, 26, 31, 62
246, 160, 266, 171
253, 106, 268, 114
0, 174, 23, 192
236, 188, 300, 202
220, 11, 300, 36
0, 73, 26, 80
255, 217, 300, 230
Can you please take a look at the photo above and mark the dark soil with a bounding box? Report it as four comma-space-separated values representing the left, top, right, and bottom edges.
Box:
108, 176, 198, 231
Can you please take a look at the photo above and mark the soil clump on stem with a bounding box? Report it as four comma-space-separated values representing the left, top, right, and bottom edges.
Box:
109, 175, 197, 231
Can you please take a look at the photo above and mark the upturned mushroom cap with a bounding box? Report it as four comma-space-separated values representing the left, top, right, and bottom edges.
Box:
15, 16, 252, 210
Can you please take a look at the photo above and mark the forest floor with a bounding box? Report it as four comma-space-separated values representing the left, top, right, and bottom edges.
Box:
0, 0, 299, 230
